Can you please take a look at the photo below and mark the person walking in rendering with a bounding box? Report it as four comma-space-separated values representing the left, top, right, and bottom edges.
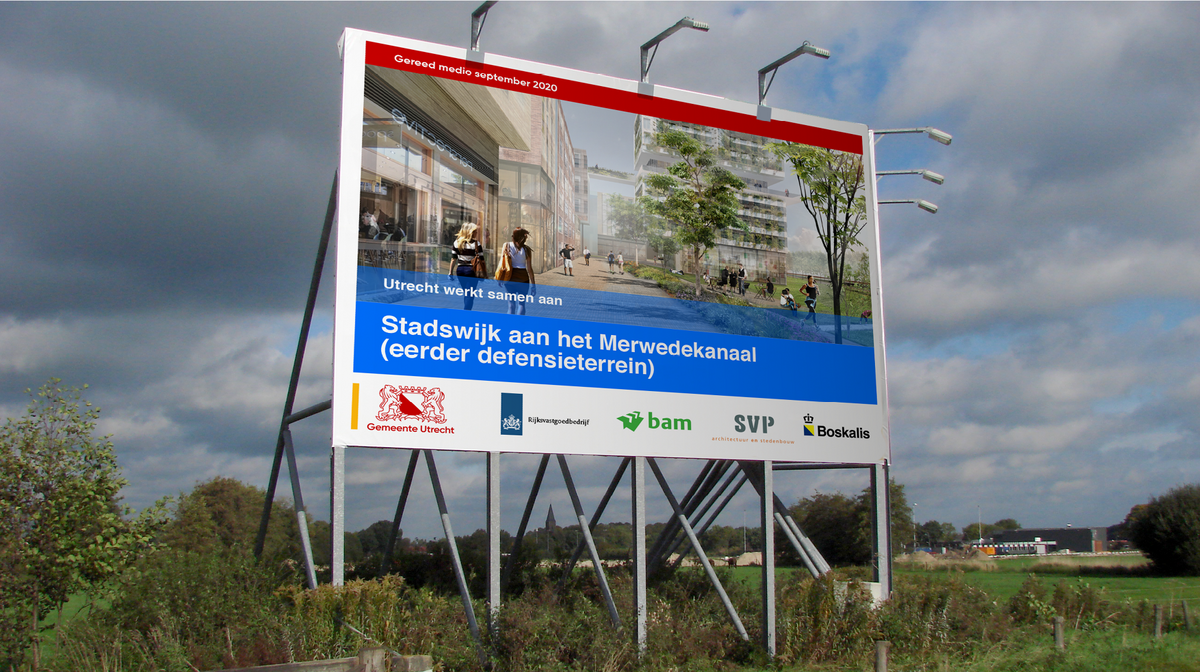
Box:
583, 247, 591, 266
452, 223, 483, 310
737, 264, 747, 296
802, 275, 820, 324
617, 251, 625, 274
560, 243, 575, 276
607, 251, 616, 274
498, 227, 536, 315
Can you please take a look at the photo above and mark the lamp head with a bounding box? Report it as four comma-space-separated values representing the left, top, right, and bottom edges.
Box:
922, 170, 946, 185
801, 42, 831, 59
917, 199, 939, 214
926, 128, 953, 145
681, 17, 710, 31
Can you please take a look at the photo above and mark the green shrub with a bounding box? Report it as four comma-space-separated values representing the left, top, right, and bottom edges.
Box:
1129, 484, 1200, 575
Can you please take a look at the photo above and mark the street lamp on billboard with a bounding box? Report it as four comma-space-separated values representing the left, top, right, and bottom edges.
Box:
640, 16, 710, 84
470, 1, 499, 52
876, 169, 945, 185
879, 199, 939, 214
757, 41, 831, 105
874, 127, 953, 146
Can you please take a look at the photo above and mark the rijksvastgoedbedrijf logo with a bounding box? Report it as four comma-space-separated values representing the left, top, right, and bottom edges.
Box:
617, 411, 691, 432
500, 393, 523, 435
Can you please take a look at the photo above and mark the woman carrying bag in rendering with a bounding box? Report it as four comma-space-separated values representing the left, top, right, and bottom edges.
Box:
495, 227, 537, 315
452, 223, 484, 310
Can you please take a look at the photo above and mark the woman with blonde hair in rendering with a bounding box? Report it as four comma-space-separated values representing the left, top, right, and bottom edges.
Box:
452, 222, 483, 310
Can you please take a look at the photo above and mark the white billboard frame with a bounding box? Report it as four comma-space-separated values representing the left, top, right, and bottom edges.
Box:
332, 28, 890, 466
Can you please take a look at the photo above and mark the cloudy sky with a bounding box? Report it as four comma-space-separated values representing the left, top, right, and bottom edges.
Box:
2, 2, 1199, 541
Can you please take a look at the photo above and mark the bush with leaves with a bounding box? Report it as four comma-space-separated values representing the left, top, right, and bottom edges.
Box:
0, 380, 167, 669
1129, 483, 1200, 575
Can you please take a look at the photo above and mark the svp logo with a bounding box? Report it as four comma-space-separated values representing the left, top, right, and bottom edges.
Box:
734, 414, 775, 434
617, 411, 691, 432
377, 385, 446, 423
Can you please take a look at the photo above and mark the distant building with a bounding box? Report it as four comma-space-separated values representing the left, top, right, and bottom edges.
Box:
984, 527, 1109, 554
545, 504, 557, 530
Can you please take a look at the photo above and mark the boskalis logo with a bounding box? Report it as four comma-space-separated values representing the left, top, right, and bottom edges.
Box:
804, 413, 870, 439
734, 414, 774, 434
370, 385, 452, 434
500, 393, 523, 436
617, 411, 691, 432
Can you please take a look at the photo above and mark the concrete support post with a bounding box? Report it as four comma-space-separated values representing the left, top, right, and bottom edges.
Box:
632, 456, 647, 657
487, 451, 501, 639
1053, 616, 1065, 650
761, 460, 775, 657
330, 443, 345, 586
870, 461, 891, 598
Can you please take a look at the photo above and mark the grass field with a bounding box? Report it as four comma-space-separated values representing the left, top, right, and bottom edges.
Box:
728, 554, 1200, 607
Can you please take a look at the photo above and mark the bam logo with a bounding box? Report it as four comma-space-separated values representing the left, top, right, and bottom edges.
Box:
618, 411, 691, 432
377, 385, 447, 424
803, 414, 815, 437
733, 415, 775, 434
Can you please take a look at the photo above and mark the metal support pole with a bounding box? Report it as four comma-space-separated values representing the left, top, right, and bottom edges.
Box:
666, 462, 742, 569
560, 457, 631, 586
470, 1, 498, 52
646, 460, 715, 566
283, 429, 318, 589
501, 454, 550, 592
871, 461, 892, 598
487, 452, 501, 638
632, 456, 647, 656
330, 444, 345, 586
761, 460, 775, 657
774, 509, 818, 579
379, 449, 421, 577
738, 460, 829, 576
647, 458, 749, 641
425, 450, 486, 664
695, 472, 747, 540
780, 507, 830, 574
557, 455, 621, 628
256, 172, 337, 560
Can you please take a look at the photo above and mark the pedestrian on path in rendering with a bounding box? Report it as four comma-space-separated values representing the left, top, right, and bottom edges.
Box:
451, 223, 483, 310
617, 252, 624, 274
498, 227, 537, 315
560, 243, 575, 276
737, 264, 747, 296
802, 275, 820, 324
607, 251, 616, 274
583, 247, 591, 266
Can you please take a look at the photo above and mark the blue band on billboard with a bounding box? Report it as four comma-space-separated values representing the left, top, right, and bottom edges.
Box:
357, 267, 872, 346
353, 301, 877, 404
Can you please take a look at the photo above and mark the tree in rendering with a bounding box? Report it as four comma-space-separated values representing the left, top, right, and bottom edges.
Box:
642, 130, 747, 294
0, 380, 166, 668
770, 143, 867, 343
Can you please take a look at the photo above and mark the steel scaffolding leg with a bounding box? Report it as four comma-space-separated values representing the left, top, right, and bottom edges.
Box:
560, 457, 630, 587
631, 456, 647, 656
871, 461, 892, 598
738, 460, 830, 577
557, 455, 621, 628
283, 429, 317, 589
649, 460, 729, 573
487, 452, 501, 638
647, 458, 749, 641
665, 462, 743, 569
501, 453, 550, 592
255, 172, 337, 561
330, 444, 345, 586
425, 450, 485, 664
645, 460, 716, 571
761, 460, 775, 657
379, 449, 421, 577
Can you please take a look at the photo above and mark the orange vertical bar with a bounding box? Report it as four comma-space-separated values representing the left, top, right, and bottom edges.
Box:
351, 383, 360, 429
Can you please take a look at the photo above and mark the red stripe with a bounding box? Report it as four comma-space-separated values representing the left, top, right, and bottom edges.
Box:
365, 42, 863, 154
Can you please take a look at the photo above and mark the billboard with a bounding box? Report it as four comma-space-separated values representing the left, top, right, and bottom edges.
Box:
333, 29, 889, 463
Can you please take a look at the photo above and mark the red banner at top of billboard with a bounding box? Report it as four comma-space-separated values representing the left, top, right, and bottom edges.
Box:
365, 41, 863, 155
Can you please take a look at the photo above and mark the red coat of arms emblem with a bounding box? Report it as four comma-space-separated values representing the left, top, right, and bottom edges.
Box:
376, 385, 447, 424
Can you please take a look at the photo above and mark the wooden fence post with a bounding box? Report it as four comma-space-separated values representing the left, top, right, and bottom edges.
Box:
1154, 604, 1163, 639
1053, 616, 1065, 651
874, 640, 889, 672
